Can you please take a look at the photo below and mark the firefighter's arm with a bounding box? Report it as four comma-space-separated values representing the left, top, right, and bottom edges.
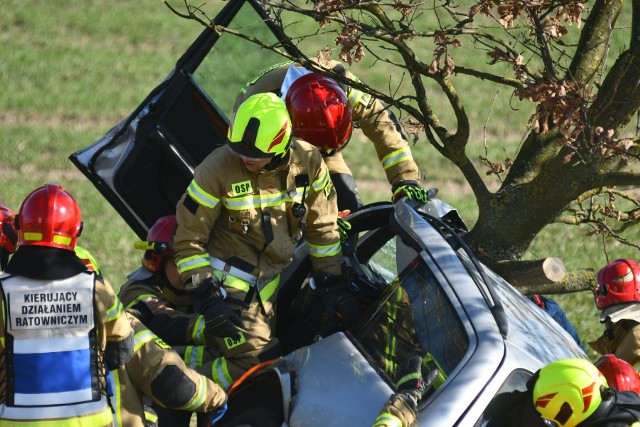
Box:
302, 150, 343, 276
95, 276, 134, 370
122, 287, 207, 346
126, 315, 228, 414
342, 68, 420, 188
302, 151, 363, 332
173, 152, 224, 285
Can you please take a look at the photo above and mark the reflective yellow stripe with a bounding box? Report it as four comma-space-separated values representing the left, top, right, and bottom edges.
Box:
187, 180, 219, 208
0, 409, 113, 426
1, 302, 5, 348
373, 413, 403, 427
213, 270, 251, 292
144, 410, 158, 424
124, 294, 157, 310
258, 276, 280, 302
223, 190, 300, 211
184, 345, 205, 369
308, 241, 341, 258
22, 232, 43, 241
52, 235, 73, 246
110, 370, 123, 427
346, 84, 363, 108
312, 168, 330, 193
244, 61, 293, 87
179, 374, 207, 411
105, 298, 124, 322
133, 329, 156, 352
193, 315, 206, 345
381, 147, 413, 170
214, 270, 279, 303
384, 289, 403, 375
177, 255, 211, 274
211, 357, 233, 391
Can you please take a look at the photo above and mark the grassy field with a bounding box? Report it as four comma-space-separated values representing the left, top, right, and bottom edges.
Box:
1, 0, 639, 361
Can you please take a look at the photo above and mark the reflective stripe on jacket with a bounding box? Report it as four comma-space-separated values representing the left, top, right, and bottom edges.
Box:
234, 61, 420, 188
174, 141, 344, 291
0, 272, 112, 425
118, 276, 208, 346
110, 313, 226, 427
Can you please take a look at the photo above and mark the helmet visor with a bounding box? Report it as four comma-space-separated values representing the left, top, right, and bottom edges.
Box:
226, 142, 273, 161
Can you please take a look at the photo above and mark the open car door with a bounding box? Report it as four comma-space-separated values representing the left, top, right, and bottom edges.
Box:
70, 0, 292, 238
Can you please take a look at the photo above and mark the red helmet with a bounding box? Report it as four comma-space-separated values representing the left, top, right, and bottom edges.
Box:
137, 215, 176, 272
17, 184, 82, 251
595, 354, 640, 394
595, 259, 640, 309
0, 202, 17, 255
285, 73, 352, 153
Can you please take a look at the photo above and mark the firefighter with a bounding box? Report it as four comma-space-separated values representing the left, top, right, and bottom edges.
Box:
487, 358, 640, 427
0, 202, 17, 271
0, 183, 134, 426
173, 92, 357, 391
234, 61, 430, 212
78, 245, 228, 427
595, 354, 640, 394
119, 215, 212, 349
532, 358, 640, 426
589, 259, 640, 370
117, 216, 221, 426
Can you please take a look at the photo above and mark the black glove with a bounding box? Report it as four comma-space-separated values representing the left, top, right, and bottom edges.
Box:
187, 277, 242, 340
313, 270, 360, 331
392, 181, 433, 204
396, 356, 438, 408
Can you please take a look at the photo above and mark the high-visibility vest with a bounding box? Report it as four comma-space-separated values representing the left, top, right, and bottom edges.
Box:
0, 272, 112, 426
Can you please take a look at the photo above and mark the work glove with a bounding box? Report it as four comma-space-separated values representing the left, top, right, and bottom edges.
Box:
206, 402, 228, 427
313, 270, 360, 333
143, 404, 158, 427
337, 210, 352, 244
187, 278, 242, 340
396, 356, 430, 408
392, 181, 432, 204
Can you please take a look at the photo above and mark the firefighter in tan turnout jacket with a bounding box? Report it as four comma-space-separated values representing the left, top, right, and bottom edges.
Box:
75, 247, 228, 427
174, 92, 358, 390
0, 184, 134, 426
590, 259, 640, 371
235, 60, 427, 212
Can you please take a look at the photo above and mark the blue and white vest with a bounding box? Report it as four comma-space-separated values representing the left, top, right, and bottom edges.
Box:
0, 272, 111, 425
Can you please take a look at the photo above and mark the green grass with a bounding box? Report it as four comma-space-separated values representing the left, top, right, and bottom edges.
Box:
1, 0, 637, 361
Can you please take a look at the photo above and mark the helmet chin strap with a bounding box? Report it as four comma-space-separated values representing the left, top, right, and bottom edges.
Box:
263, 150, 290, 171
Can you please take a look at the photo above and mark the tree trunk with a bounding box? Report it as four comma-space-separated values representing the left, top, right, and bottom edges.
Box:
486, 257, 567, 287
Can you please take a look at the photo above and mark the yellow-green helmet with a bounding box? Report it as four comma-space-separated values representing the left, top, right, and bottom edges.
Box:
533, 358, 607, 427
75, 245, 102, 275
227, 92, 292, 159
